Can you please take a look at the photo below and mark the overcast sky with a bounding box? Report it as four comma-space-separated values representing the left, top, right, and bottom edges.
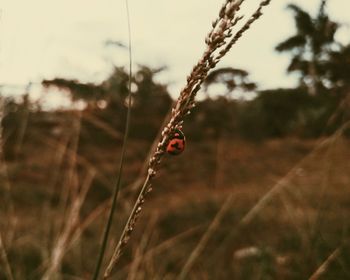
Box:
1, 0, 349, 103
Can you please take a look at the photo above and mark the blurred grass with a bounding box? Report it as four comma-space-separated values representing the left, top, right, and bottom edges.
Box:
1, 113, 350, 279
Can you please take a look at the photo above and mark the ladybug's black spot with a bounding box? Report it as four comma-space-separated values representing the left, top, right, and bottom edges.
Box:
171, 142, 180, 150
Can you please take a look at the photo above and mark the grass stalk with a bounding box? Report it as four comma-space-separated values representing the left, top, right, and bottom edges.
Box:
177, 194, 234, 280
103, 174, 151, 278
308, 246, 342, 280
92, 0, 133, 278
103, 0, 272, 278
0, 232, 14, 280
43, 169, 96, 279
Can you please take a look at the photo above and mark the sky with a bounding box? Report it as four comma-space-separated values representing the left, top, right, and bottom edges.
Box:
0, 0, 350, 105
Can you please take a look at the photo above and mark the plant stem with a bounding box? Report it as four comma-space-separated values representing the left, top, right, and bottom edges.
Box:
92, 0, 132, 278
103, 175, 151, 278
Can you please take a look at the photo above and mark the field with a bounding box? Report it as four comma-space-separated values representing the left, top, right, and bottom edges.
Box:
1, 0, 350, 279
1, 110, 350, 279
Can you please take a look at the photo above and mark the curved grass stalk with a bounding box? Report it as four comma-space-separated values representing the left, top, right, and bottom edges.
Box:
103, 0, 272, 278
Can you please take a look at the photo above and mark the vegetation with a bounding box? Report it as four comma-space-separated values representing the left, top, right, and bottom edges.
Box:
1, 0, 350, 279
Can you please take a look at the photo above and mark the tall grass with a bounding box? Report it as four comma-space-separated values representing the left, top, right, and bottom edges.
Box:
103, 0, 272, 278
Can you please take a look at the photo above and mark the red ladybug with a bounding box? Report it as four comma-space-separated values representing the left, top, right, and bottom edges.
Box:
166, 129, 186, 155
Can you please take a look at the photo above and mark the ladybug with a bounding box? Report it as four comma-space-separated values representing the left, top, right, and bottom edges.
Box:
166, 129, 186, 155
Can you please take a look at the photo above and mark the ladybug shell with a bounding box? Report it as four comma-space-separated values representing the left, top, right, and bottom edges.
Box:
166, 130, 185, 155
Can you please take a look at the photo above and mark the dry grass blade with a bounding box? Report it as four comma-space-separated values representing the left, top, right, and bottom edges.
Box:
127, 214, 158, 280
103, 0, 272, 278
42, 169, 96, 280
82, 112, 122, 141
124, 224, 203, 274
0, 232, 14, 280
308, 246, 341, 280
177, 194, 234, 280
58, 112, 82, 219
39, 134, 113, 190
0, 98, 15, 233
238, 122, 349, 229
13, 84, 31, 159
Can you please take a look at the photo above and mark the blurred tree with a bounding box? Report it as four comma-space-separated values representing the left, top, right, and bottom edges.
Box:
42, 65, 171, 112
275, 0, 338, 95
101, 65, 171, 112
263, 0, 350, 138
324, 44, 350, 94
189, 97, 238, 139
42, 65, 172, 140
322, 43, 350, 131
203, 67, 256, 99
42, 78, 106, 109
123, 65, 172, 139
187, 67, 256, 139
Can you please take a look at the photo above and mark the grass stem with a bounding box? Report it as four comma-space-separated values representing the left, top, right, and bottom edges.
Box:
92, 0, 133, 278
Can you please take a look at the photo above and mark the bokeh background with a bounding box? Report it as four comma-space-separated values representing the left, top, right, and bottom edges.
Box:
1, 0, 350, 279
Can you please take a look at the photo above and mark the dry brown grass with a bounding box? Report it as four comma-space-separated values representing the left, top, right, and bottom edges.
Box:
1, 115, 350, 279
